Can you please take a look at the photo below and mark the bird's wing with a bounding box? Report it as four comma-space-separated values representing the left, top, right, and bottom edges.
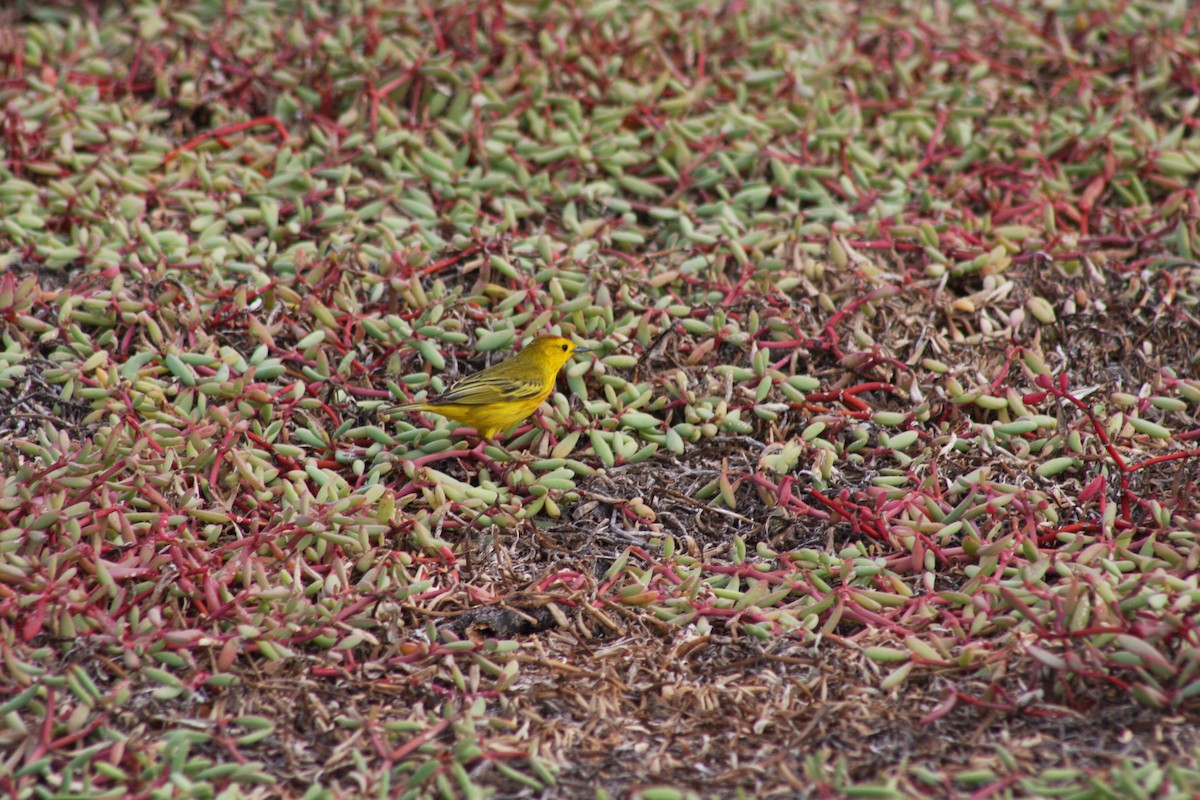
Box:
430, 372, 545, 405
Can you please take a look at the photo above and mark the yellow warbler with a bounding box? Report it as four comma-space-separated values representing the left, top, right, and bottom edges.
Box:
384, 334, 590, 440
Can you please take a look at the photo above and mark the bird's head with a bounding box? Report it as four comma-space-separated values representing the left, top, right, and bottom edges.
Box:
521, 334, 592, 370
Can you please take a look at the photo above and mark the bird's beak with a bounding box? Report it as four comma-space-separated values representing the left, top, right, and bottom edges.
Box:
574, 346, 594, 354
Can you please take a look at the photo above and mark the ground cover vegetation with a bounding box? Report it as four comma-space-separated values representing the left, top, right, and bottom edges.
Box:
2, 1, 1200, 797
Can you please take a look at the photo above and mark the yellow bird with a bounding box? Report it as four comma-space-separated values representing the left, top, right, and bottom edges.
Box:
383, 334, 591, 440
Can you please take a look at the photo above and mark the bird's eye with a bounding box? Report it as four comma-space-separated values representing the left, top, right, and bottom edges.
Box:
561, 344, 568, 352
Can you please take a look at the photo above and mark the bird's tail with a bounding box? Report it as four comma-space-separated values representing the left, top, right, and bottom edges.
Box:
380, 401, 425, 415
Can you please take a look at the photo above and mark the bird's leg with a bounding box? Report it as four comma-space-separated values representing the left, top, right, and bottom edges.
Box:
472, 436, 529, 480
501, 445, 534, 468
438, 427, 494, 461
494, 421, 545, 469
